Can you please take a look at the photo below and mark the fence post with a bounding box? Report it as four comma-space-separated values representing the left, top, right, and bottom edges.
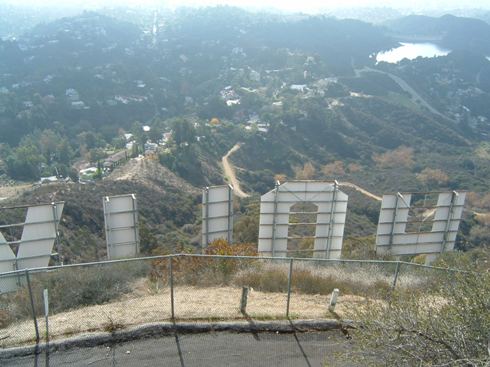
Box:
169, 256, 175, 321
286, 258, 294, 318
25, 270, 40, 344
43, 289, 49, 344
328, 288, 340, 312
240, 287, 249, 314
392, 261, 401, 291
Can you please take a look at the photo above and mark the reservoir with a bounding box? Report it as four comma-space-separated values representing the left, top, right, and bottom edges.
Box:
376, 42, 451, 63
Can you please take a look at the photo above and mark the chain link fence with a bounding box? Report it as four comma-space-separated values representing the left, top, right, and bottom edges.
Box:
0, 254, 460, 351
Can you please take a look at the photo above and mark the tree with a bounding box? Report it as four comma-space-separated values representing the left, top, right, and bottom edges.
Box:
172, 118, 196, 146
6, 140, 45, 180
88, 148, 106, 163
39, 129, 59, 162
139, 218, 158, 254
295, 162, 316, 179
234, 201, 260, 244
372, 146, 414, 169
349, 270, 490, 366
347, 163, 363, 173
467, 192, 490, 211
93, 161, 103, 180
417, 168, 449, 188
322, 160, 345, 177
274, 173, 287, 183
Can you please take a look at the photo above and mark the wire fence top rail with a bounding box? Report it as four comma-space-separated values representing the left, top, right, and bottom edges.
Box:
0, 252, 477, 278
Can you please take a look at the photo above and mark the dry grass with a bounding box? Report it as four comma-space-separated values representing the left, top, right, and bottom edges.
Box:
0, 284, 364, 348
0, 184, 31, 201
0, 259, 435, 349
234, 262, 425, 298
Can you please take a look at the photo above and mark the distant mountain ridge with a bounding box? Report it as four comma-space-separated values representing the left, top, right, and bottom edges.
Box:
1, 6, 490, 259
384, 14, 490, 54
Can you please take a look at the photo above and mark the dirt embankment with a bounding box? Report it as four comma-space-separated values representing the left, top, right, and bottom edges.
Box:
0, 284, 361, 348
338, 182, 382, 202
108, 157, 199, 195
221, 144, 249, 198
0, 184, 32, 203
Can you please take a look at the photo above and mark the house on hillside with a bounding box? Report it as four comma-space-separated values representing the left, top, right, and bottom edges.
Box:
65, 88, 80, 101
39, 176, 58, 184
103, 150, 128, 171
71, 101, 86, 110
79, 167, 98, 182
144, 141, 158, 155
290, 84, 307, 93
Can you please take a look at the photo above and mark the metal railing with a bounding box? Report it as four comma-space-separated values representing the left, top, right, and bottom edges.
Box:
0, 254, 463, 350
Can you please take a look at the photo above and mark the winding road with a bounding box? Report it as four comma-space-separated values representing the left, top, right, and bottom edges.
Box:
355, 67, 454, 121
221, 144, 385, 202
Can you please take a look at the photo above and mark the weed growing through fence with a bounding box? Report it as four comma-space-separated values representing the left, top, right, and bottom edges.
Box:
102, 313, 125, 333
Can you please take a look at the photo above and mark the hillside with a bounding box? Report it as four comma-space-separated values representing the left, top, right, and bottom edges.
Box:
384, 14, 490, 53
0, 159, 201, 262
1, 7, 490, 261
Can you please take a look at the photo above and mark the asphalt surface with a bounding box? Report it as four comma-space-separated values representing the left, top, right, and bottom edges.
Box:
1, 331, 362, 367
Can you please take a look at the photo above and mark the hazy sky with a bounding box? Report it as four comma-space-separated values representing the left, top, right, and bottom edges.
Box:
5, 0, 490, 12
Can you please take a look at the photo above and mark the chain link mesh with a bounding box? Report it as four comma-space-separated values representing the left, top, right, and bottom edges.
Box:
0, 255, 459, 354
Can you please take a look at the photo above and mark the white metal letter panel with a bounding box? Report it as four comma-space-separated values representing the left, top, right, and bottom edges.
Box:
202, 185, 234, 246
17, 203, 64, 269
0, 232, 15, 272
0, 232, 17, 293
258, 181, 348, 259
376, 192, 466, 257
104, 195, 139, 259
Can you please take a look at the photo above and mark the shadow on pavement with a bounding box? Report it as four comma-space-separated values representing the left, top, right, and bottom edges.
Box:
4, 329, 356, 366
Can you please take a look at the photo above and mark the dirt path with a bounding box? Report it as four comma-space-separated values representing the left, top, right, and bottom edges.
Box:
222, 144, 249, 198
220, 147, 382, 202
473, 211, 490, 222
338, 182, 382, 202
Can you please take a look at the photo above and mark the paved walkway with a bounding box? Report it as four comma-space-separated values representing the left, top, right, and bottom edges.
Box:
2, 331, 364, 367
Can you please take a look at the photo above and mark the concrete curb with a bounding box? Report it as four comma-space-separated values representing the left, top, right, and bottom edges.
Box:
0, 319, 351, 359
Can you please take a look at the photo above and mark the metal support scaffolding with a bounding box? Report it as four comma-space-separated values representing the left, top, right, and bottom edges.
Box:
325, 181, 338, 259
227, 186, 233, 244
25, 270, 40, 345
286, 258, 294, 317
271, 181, 280, 257
169, 257, 175, 320
388, 193, 401, 253
204, 187, 210, 249
440, 191, 457, 254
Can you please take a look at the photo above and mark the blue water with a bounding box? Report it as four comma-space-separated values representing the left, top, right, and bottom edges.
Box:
376, 42, 451, 64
